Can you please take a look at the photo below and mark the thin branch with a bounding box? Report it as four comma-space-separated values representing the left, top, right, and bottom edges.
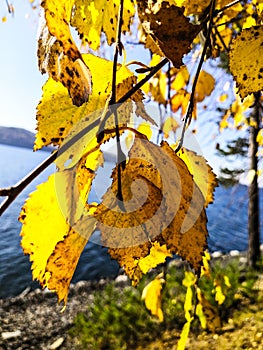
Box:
214, 0, 242, 16
0, 151, 57, 216
174, 0, 216, 153
213, 25, 229, 52
110, 0, 125, 202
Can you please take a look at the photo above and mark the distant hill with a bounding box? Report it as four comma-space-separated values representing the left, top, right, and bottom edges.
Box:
0, 126, 35, 149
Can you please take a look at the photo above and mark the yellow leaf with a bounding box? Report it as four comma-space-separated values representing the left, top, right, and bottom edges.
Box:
45, 228, 89, 304
19, 173, 96, 303
171, 65, 190, 91
200, 251, 211, 278
142, 277, 165, 322
213, 279, 226, 305
219, 93, 228, 102
257, 129, 263, 145
230, 25, 263, 99
138, 2, 200, 67
138, 242, 172, 274
171, 89, 190, 117
196, 288, 221, 332
177, 319, 192, 350
137, 122, 153, 140
95, 136, 208, 283
149, 66, 167, 105
160, 143, 208, 274
195, 70, 215, 103
40, 1, 92, 106
36, 54, 150, 152
176, 148, 218, 207
42, 0, 76, 56
71, 0, 135, 50
2, 16, 7, 22
162, 116, 179, 138
196, 302, 206, 329
182, 271, 196, 288
55, 154, 98, 226
224, 275, 231, 288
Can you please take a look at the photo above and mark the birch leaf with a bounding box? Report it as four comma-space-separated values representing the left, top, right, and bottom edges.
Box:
196, 287, 221, 332
138, 242, 172, 274
176, 148, 218, 207
170, 89, 190, 117
40, 1, 92, 106
19, 173, 96, 304
138, 1, 200, 67
71, 0, 135, 50
229, 25, 263, 99
36, 54, 149, 152
171, 65, 190, 91
142, 277, 165, 322
195, 70, 215, 103
95, 135, 208, 283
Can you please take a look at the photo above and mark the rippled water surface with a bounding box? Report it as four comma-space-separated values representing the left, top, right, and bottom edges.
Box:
0, 145, 262, 298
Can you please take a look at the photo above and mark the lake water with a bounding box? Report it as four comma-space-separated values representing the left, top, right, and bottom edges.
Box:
0, 144, 262, 298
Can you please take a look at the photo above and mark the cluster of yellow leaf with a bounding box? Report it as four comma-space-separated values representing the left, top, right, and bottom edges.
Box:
19, 0, 221, 306
169, 68, 215, 120
220, 93, 254, 131
20, 131, 217, 303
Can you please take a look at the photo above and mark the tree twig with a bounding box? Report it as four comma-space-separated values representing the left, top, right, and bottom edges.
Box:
111, 0, 125, 202
174, 0, 216, 153
0, 151, 57, 216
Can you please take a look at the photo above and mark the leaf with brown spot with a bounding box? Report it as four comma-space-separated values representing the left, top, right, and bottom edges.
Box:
229, 25, 263, 99
137, 1, 201, 67
39, 1, 92, 106
95, 135, 208, 284
71, 0, 135, 50
35, 54, 144, 152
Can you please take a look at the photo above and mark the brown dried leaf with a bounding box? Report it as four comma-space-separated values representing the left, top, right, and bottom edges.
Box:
138, 1, 201, 67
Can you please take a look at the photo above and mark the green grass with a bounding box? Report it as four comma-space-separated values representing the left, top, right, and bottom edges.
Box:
69, 256, 262, 349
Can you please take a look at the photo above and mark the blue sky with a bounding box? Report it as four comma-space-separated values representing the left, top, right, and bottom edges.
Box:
0, 1, 44, 132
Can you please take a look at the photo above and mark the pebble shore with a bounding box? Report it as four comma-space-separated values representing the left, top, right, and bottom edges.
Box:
1, 249, 262, 349
0, 277, 128, 350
